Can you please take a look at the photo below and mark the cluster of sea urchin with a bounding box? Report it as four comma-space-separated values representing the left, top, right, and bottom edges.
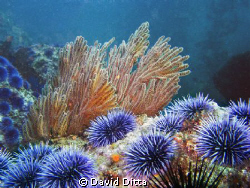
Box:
1, 144, 96, 188
0, 56, 35, 148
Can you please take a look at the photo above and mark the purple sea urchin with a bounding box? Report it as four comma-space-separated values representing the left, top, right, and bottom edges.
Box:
229, 99, 250, 125
6, 65, 19, 77
38, 147, 96, 188
0, 56, 10, 66
8, 75, 23, 89
154, 112, 184, 134
0, 88, 12, 99
16, 142, 55, 163
124, 132, 176, 178
0, 66, 8, 82
88, 109, 136, 147
2, 159, 41, 188
10, 96, 24, 109
196, 116, 250, 166
0, 117, 13, 132
0, 101, 11, 115
0, 149, 12, 181
4, 127, 19, 146
168, 93, 213, 120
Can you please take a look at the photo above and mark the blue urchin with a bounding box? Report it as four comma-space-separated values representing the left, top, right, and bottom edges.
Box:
124, 131, 176, 178
0, 101, 11, 115
4, 127, 19, 146
88, 108, 136, 147
154, 111, 185, 134
168, 93, 213, 120
6, 65, 19, 77
10, 96, 24, 109
196, 116, 250, 166
0, 117, 13, 132
0, 88, 12, 99
0, 149, 12, 181
8, 75, 23, 89
2, 158, 41, 188
0, 66, 8, 82
229, 99, 250, 125
0, 56, 10, 66
16, 142, 56, 163
38, 147, 96, 188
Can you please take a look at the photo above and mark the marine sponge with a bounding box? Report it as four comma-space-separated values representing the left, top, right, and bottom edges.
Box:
0, 66, 8, 82
10, 96, 24, 109
2, 158, 41, 188
8, 75, 23, 89
88, 109, 136, 147
196, 116, 250, 166
0, 117, 13, 132
38, 147, 96, 188
124, 131, 176, 178
0, 88, 12, 99
168, 93, 213, 120
0, 149, 12, 181
17, 142, 55, 162
229, 99, 250, 125
4, 127, 19, 146
0, 101, 11, 115
154, 112, 184, 134
0, 56, 10, 66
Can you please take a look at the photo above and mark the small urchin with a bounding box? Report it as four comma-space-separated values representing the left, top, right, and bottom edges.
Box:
38, 147, 96, 188
168, 93, 213, 120
196, 116, 250, 166
88, 108, 136, 147
154, 111, 185, 134
124, 131, 176, 178
229, 99, 250, 125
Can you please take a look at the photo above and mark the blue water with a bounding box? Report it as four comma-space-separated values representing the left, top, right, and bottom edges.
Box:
1, 0, 250, 105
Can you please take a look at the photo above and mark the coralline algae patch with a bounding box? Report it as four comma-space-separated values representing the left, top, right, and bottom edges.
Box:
0, 56, 35, 149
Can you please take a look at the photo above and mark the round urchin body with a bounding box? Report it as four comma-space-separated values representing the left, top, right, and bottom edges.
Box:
88, 109, 136, 147
124, 132, 176, 178
229, 99, 250, 125
168, 93, 213, 120
154, 112, 184, 134
38, 147, 96, 188
196, 116, 250, 166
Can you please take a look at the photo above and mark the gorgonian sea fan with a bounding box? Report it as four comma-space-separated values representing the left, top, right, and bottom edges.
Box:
88, 108, 136, 147
229, 98, 250, 125
196, 116, 250, 166
168, 93, 213, 120
38, 147, 96, 188
124, 131, 176, 178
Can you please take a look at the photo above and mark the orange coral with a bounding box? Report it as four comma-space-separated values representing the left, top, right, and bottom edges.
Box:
24, 22, 190, 141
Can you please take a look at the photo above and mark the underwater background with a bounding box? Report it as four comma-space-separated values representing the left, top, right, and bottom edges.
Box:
0, 0, 250, 105
0, 0, 250, 188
